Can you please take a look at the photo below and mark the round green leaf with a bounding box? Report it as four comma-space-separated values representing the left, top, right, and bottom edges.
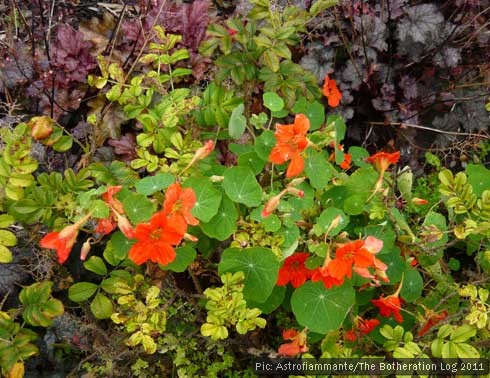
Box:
135, 173, 175, 195
122, 192, 155, 224
222, 166, 262, 207
254, 130, 276, 161
218, 247, 280, 303
246, 285, 286, 314
52, 135, 73, 152
83, 256, 107, 276
110, 231, 135, 261
291, 281, 355, 334
228, 103, 247, 139
161, 246, 196, 272
0, 230, 16, 247
263, 92, 284, 112
68, 282, 98, 303
200, 196, 238, 241
304, 150, 331, 189
184, 177, 222, 222
305, 101, 325, 130
313, 208, 348, 236
400, 268, 423, 302
466, 164, 490, 197
90, 293, 113, 319
343, 194, 365, 215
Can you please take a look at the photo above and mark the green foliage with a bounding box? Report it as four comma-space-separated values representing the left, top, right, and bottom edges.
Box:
431, 324, 480, 359
0, 214, 17, 263
0, 281, 64, 375
201, 271, 266, 340
381, 325, 428, 359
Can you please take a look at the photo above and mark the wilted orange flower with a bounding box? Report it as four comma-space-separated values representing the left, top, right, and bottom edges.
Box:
278, 329, 308, 356
345, 317, 380, 341
418, 310, 448, 337
116, 214, 136, 239
322, 75, 342, 107
412, 197, 428, 206
163, 183, 199, 226
102, 185, 124, 214
95, 217, 117, 235
269, 114, 310, 178
366, 151, 400, 173
277, 252, 313, 288
128, 211, 186, 266
372, 294, 404, 323
40, 213, 92, 264
262, 193, 282, 218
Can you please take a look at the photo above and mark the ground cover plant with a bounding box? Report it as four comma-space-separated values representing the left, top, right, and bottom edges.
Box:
0, 0, 489, 377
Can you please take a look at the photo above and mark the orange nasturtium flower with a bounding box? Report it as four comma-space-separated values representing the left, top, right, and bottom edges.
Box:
269, 114, 310, 178
372, 294, 404, 323
322, 74, 342, 108
366, 151, 400, 174
276, 252, 313, 288
40, 212, 92, 264
278, 328, 308, 356
128, 211, 186, 266
163, 183, 199, 226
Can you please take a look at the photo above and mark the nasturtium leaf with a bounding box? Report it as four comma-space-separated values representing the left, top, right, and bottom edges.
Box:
246, 285, 286, 314
228, 103, 247, 139
122, 193, 155, 224
222, 166, 262, 207
364, 224, 396, 254
90, 293, 113, 319
400, 267, 423, 302
219, 247, 280, 303
183, 177, 222, 222
90, 200, 110, 219
161, 246, 196, 272
271, 108, 289, 118
348, 146, 370, 168
327, 114, 346, 143
68, 282, 98, 303
277, 225, 299, 250
343, 194, 365, 215
135, 173, 174, 195
83, 256, 107, 276
0, 245, 13, 263
110, 231, 135, 262
263, 92, 284, 112
291, 281, 355, 334
313, 208, 348, 236
379, 246, 404, 284
255, 130, 276, 161
238, 151, 266, 175
200, 196, 237, 241
466, 164, 490, 197
304, 149, 331, 189
344, 166, 378, 197
305, 101, 325, 130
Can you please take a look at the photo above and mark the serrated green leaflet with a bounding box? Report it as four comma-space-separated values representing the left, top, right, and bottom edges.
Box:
218, 247, 280, 303
222, 166, 262, 207
291, 281, 355, 334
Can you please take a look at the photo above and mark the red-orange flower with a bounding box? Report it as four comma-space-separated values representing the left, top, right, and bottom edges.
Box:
329, 240, 374, 280
128, 211, 186, 266
344, 329, 357, 342
40, 226, 79, 264
366, 151, 400, 173
322, 75, 342, 107
163, 183, 199, 226
95, 217, 117, 235
278, 329, 308, 356
372, 294, 404, 323
418, 310, 448, 337
357, 318, 380, 334
269, 114, 310, 178
40, 212, 92, 264
311, 264, 345, 288
340, 153, 352, 170
102, 185, 124, 214
277, 252, 312, 288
